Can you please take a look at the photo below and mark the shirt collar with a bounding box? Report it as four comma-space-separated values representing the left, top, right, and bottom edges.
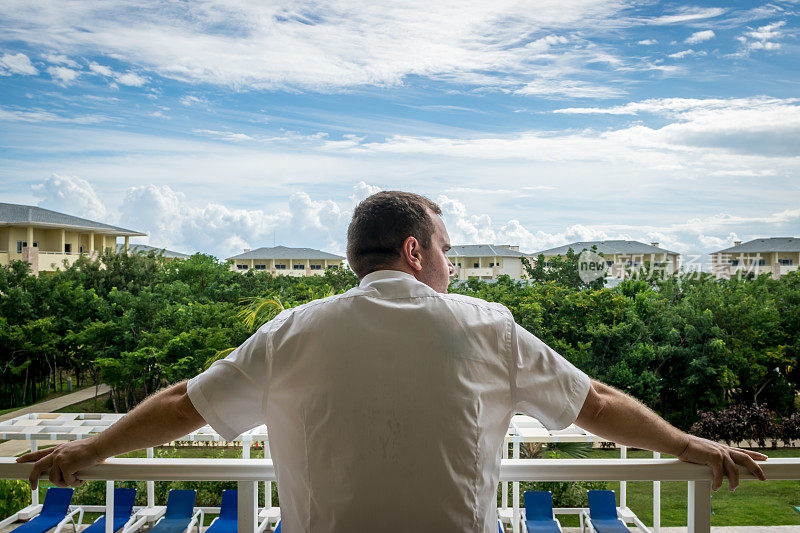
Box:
359, 269, 419, 287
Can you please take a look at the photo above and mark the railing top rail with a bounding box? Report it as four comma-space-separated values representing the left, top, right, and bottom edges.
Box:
2, 457, 799, 483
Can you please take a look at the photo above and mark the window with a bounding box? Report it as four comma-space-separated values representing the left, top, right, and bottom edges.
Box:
326, 265, 338, 269
779, 259, 793, 266
489, 263, 494, 267
729, 259, 739, 266
293, 264, 305, 270
456, 263, 461, 267
236, 264, 248, 270
275, 264, 286, 270
80, 246, 84, 253
254, 264, 266, 270
473, 262, 479, 268
310, 264, 322, 270
16, 241, 25, 253
64, 243, 71, 253
606, 260, 614, 267
750, 258, 766, 266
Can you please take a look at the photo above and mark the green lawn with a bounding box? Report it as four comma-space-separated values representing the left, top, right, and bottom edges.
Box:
54, 392, 113, 414
549, 448, 800, 528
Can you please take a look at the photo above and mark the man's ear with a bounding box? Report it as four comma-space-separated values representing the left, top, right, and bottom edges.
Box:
401, 236, 423, 272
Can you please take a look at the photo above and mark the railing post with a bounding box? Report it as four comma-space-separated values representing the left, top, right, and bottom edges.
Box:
238, 480, 258, 532
512, 439, 520, 533
687, 480, 712, 533
30, 441, 38, 506
501, 442, 508, 509
146, 447, 155, 507
620, 445, 627, 508
653, 451, 660, 533
105, 481, 114, 533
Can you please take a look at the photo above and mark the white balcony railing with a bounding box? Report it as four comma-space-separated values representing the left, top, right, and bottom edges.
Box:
3, 457, 799, 533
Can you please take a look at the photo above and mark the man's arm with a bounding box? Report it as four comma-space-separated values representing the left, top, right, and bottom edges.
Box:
575, 379, 767, 491
17, 380, 206, 489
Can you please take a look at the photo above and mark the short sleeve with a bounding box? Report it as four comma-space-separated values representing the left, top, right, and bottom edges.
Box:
511, 323, 590, 430
187, 328, 270, 441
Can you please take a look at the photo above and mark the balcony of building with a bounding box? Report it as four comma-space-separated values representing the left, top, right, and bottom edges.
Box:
2, 413, 799, 533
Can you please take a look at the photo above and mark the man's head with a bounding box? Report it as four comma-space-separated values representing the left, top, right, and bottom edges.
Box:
347, 191, 454, 292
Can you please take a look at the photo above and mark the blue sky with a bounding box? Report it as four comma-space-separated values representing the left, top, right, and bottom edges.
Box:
1, 0, 799, 261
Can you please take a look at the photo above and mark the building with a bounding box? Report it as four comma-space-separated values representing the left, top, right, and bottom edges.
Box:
532, 240, 680, 278
0, 203, 146, 275
226, 245, 345, 276
447, 244, 529, 280
116, 243, 190, 260
711, 237, 799, 279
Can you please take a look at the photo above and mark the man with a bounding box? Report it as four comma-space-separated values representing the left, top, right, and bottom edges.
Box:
20, 191, 766, 532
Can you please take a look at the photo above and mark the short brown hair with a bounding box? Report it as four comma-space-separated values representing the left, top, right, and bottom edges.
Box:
347, 191, 442, 278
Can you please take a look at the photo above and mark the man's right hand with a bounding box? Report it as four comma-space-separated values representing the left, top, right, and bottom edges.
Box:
677, 435, 767, 491
17, 436, 104, 490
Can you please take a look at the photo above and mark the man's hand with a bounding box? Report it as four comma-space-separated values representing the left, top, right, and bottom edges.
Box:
17, 437, 103, 490
678, 435, 767, 492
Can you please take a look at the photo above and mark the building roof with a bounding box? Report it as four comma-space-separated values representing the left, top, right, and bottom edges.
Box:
713, 237, 800, 254
227, 245, 344, 261
533, 240, 678, 257
0, 203, 146, 236
447, 244, 528, 258
116, 243, 190, 259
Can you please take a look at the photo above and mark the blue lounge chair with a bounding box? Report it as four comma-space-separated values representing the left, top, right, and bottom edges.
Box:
12, 487, 83, 533
274, 520, 281, 532
150, 489, 203, 533
522, 491, 562, 532
205, 489, 237, 533
498, 517, 505, 532
83, 488, 142, 533
585, 491, 630, 533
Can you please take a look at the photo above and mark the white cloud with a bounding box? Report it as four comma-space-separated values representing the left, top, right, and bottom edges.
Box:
637, 39, 658, 45
44, 53, 79, 67
46, 65, 80, 84
0, 52, 37, 75
0, 105, 107, 123
736, 20, 786, 54
88, 61, 113, 77
668, 49, 707, 59
514, 77, 626, 98
31, 173, 110, 221
0, 0, 648, 93
639, 7, 726, 25
193, 129, 256, 142
684, 30, 715, 44
88, 61, 147, 87
180, 95, 210, 107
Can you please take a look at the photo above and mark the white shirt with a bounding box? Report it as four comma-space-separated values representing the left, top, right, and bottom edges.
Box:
187, 269, 590, 532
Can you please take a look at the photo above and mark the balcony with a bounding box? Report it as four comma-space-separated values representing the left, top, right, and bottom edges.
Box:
2, 457, 799, 532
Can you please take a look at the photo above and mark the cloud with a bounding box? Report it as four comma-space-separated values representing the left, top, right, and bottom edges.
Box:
0, 0, 650, 93
684, 30, 715, 44
735, 20, 786, 54
0, 105, 107, 123
193, 129, 256, 142
46, 65, 80, 85
638, 7, 726, 25
668, 49, 707, 59
514, 77, 626, 98
180, 95, 210, 107
637, 39, 658, 45
88, 61, 148, 87
43, 53, 79, 67
0, 52, 37, 75
31, 173, 110, 221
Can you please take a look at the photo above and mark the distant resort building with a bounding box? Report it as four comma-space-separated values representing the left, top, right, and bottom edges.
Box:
532, 240, 681, 278
711, 237, 799, 279
447, 244, 529, 280
0, 202, 146, 275
227, 245, 344, 276
116, 243, 190, 260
